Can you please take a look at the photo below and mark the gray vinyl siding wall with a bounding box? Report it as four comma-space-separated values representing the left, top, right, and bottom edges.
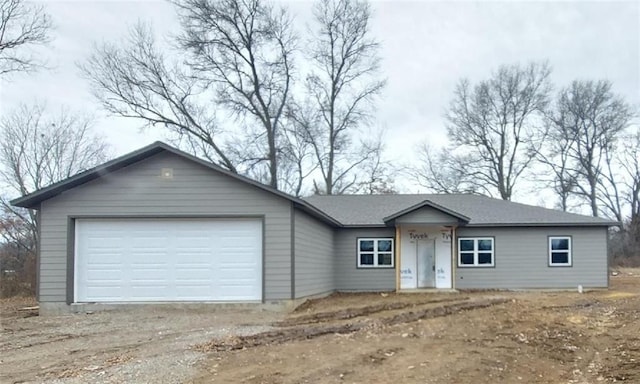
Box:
395, 208, 459, 225
38, 151, 293, 303
455, 226, 608, 289
335, 228, 396, 291
293, 210, 335, 298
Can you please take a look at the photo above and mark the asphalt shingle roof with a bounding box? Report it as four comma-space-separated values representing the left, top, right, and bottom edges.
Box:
303, 194, 617, 227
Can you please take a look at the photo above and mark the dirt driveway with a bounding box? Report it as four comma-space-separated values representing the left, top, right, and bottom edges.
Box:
0, 304, 281, 383
2, 270, 639, 384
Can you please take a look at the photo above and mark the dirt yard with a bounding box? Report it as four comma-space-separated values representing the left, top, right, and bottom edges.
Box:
2, 270, 639, 384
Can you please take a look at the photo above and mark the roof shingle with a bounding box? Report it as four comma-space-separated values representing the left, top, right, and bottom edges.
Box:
303, 194, 617, 227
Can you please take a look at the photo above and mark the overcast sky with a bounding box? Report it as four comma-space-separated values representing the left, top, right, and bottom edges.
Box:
0, 0, 638, 199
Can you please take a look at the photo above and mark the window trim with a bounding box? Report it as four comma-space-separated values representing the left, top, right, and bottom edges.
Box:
548, 236, 572, 267
357, 238, 395, 269
457, 237, 495, 268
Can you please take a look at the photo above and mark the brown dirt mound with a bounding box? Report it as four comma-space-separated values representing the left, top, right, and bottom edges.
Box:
278, 296, 469, 327
195, 297, 509, 353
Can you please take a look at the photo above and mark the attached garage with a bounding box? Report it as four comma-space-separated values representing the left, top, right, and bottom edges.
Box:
10, 142, 339, 313
74, 218, 263, 302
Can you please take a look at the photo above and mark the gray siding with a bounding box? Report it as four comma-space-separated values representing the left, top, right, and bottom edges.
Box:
39, 151, 293, 303
335, 228, 396, 291
395, 207, 459, 225
294, 210, 335, 298
455, 226, 608, 289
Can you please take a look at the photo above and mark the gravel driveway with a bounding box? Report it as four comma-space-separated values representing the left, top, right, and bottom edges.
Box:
0, 305, 283, 383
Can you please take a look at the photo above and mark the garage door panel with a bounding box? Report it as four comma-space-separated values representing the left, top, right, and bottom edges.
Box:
84, 286, 123, 301
130, 282, 170, 287
82, 242, 124, 282
219, 246, 260, 257
218, 285, 259, 300
219, 258, 259, 265
174, 233, 210, 243
220, 239, 259, 248
85, 269, 123, 281
175, 278, 212, 284
130, 269, 169, 281
219, 268, 258, 280
219, 279, 260, 288
84, 242, 124, 257
175, 270, 212, 280
176, 248, 212, 257
131, 234, 169, 243
176, 252, 216, 263
75, 218, 262, 302
86, 254, 124, 263
131, 251, 170, 262
130, 286, 171, 300
86, 234, 126, 246
219, 250, 260, 260
176, 285, 215, 300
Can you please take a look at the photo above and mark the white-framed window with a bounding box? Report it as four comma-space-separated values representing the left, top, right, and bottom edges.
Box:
458, 237, 494, 267
549, 236, 572, 266
357, 238, 394, 268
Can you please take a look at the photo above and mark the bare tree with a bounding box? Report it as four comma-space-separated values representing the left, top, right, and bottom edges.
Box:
353, 134, 396, 194
0, 104, 109, 251
609, 128, 640, 265
536, 120, 578, 211
597, 142, 624, 222
83, 0, 295, 189
445, 62, 552, 200
175, 0, 295, 189
0, 0, 51, 76
619, 128, 640, 222
412, 143, 480, 195
275, 103, 320, 196
303, 0, 385, 195
550, 80, 632, 218
81, 23, 236, 173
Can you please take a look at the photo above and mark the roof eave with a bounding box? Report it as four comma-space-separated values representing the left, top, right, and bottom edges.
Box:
341, 224, 389, 228
339, 221, 619, 228
465, 222, 620, 228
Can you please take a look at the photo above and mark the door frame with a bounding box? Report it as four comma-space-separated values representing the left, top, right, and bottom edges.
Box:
397, 225, 454, 290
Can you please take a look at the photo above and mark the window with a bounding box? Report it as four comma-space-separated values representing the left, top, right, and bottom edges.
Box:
358, 238, 394, 268
549, 236, 572, 266
458, 237, 494, 267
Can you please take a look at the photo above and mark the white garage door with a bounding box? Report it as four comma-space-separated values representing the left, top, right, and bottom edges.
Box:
74, 218, 262, 302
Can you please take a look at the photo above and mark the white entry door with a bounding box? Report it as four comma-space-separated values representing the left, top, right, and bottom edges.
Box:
417, 239, 436, 288
74, 218, 262, 302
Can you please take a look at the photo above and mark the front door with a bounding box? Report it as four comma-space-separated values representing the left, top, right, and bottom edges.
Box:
417, 239, 435, 288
